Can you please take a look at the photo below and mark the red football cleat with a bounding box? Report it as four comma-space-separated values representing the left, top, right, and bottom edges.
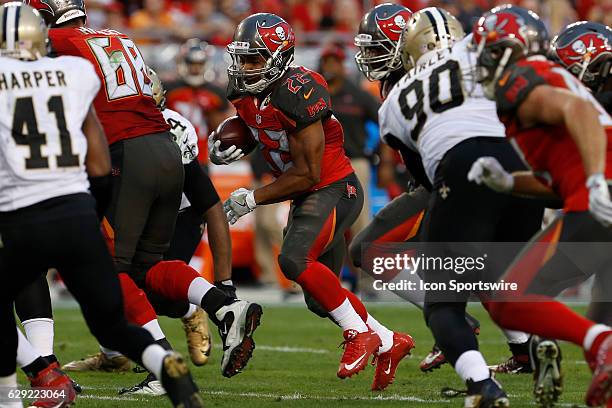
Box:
586, 333, 612, 407
337, 329, 381, 379
28, 362, 76, 408
371, 332, 415, 391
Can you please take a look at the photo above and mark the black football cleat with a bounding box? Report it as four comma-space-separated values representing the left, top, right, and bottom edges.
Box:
530, 336, 563, 408
159, 352, 203, 407
464, 377, 510, 408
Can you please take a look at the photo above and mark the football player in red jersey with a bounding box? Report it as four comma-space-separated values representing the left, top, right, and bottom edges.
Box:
26, 0, 263, 383
210, 12, 410, 387
468, 5, 612, 406
166, 39, 230, 166
549, 21, 612, 113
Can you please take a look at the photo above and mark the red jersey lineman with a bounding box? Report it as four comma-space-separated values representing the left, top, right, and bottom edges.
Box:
210, 13, 413, 389
468, 5, 612, 407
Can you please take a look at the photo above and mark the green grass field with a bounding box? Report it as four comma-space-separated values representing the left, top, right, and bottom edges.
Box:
21, 304, 593, 407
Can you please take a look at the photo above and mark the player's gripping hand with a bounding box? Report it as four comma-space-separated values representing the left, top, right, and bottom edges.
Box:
468, 157, 514, 193
223, 188, 257, 225
208, 134, 244, 165
587, 174, 612, 227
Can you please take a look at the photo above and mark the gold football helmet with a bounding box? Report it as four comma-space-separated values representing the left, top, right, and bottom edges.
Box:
0, 2, 48, 60
147, 68, 167, 110
400, 7, 465, 71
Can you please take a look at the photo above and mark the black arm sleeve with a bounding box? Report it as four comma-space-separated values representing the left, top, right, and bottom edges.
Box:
89, 174, 111, 220
183, 160, 220, 215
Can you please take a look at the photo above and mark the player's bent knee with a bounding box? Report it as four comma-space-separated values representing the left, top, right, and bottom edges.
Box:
278, 253, 305, 281
303, 292, 329, 319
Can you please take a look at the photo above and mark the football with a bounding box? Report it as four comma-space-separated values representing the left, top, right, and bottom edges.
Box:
213, 115, 258, 155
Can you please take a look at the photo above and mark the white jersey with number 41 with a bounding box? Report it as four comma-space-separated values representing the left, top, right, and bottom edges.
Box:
0, 55, 100, 211
379, 35, 505, 183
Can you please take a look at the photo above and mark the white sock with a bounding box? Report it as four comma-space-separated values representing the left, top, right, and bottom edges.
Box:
183, 304, 197, 319
503, 329, 530, 344
141, 344, 169, 380
455, 350, 490, 382
584, 324, 612, 351
187, 277, 214, 305
366, 314, 394, 353
99, 346, 123, 359
142, 320, 166, 341
329, 299, 368, 333
16, 328, 39, 368
22, 318, 54, 357
0, 373, 22, 408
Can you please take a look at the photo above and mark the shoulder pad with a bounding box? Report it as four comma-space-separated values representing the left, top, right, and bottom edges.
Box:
271, 67, 331, 131
495, 61, 547, 116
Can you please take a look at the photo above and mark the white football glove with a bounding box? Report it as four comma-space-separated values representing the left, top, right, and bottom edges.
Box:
223, 188, 257, 225
208, 134, 244, 165
587, 173, 612, 227
467, 157, 514, 193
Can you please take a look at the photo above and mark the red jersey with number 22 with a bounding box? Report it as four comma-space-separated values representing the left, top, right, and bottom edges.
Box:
49, 27, 169, 145
495, 58, 612, 212
228, 66, 353, 191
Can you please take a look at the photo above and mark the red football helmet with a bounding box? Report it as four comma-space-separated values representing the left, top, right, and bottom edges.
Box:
24, 0, 86, 27
471, 5, 549, 97
549, 21, 612, 92
227, 13, 295, 94
354, 3, 412, 81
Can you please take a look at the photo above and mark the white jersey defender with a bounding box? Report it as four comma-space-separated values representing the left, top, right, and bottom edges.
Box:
379, 35, 505, 183
0, 55, 100, 211
161, 107, 199, 211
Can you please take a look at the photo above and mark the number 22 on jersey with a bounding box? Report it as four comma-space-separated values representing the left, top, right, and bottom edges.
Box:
86, 36, 152, 101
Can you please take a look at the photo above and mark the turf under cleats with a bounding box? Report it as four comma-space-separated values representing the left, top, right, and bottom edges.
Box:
159, 352, 203, 408
337, 329, 381, 379
420, 344, 447, 372
371, 332, 415, 391
464, 378, 510, 408
586, 333, 612, 407
61, 352, 131, 372
28, 362, 76, 407
530, 337, 563, 408
119, 372, 166, 396
182, 307, 212, 366
215, 300, 263, 378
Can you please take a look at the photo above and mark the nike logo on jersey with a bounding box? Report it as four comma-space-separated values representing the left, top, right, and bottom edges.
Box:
343, 352, 368, 371
303, 88, 314, 100
383, 360, 392, 375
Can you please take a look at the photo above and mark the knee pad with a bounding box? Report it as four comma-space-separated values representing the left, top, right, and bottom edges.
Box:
303, 292, 329, 319
277, 253, 304, 281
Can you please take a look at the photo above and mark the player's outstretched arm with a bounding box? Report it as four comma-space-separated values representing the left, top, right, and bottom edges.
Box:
253, 120, 324, 205
83, 107, 110, 177
517, 85, 607, 178
205, 201, 233, 282
518, 84, 612, 225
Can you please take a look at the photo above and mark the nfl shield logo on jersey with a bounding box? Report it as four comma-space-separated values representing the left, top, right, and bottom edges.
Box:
256, 114, 262, 124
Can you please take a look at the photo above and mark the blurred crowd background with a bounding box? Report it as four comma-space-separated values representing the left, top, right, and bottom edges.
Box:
21, 0, 600, 300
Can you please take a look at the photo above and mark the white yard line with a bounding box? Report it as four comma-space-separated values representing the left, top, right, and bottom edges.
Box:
257, 345, 331, 354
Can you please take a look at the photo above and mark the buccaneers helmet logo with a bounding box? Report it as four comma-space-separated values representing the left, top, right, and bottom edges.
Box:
256, 21, 295, 53
479, 12, 528, 46
561, 33, 610, 62
24, 0, 55, 14
375, 10, 410, 41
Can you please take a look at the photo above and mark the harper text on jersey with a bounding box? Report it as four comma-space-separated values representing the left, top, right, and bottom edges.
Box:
0, 70, 67, 91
